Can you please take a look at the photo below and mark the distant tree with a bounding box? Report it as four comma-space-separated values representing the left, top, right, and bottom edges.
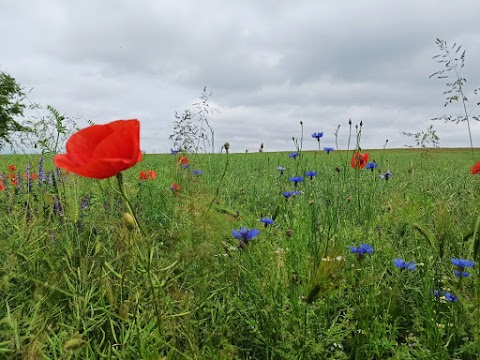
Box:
0, 70, 30, 150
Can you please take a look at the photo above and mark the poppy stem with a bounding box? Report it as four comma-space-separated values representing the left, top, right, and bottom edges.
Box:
116, 172, 146, 236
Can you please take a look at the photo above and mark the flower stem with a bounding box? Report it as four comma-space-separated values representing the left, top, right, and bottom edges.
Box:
116, 172, 146, 236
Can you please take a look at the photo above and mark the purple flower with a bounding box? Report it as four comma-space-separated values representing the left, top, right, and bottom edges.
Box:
260, 217, 274, 226
451, 258, 474, 269
312, 132, 323, 140
305, 171, 317, 179
323, 147, 334, 154
434, 290, 458, 302
277, 166, 286, 175
282, 191, 295, 199
289, 152, 299, 159
289, 176, 303, 187
380, 170, 392, 180
349, 244, 374, 256
366, 162, 379, 171
394, 258, 416, 271
170, 148, 180, 155
192, 169, 204, 175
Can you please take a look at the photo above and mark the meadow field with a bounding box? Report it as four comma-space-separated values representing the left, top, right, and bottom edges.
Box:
0, 146, 479, 359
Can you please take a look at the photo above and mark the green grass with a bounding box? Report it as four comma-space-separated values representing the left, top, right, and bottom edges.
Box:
0, 148, 479, 359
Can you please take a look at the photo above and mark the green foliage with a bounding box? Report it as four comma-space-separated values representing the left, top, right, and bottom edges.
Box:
0, 71, 30, 150
0, 149, 479, 358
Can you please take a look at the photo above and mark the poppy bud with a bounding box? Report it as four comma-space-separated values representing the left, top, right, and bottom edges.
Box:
123, 212, 136, 229
223, 142, 230, 151
300, 121, 303, 125
349, 119, 352, 125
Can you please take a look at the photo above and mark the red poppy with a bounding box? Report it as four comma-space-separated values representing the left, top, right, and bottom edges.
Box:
139, 170, 156, 180
10, 178, 18, 187
147, 170, 157, 180
350, 151, 369, 169
8, 165, 16, 172
170, 182, 181, 192
6, 173, 15, 180
54, 119, 142, 179
177, 155, 188, 166
24, 172, 38, 180
471, 160, 480, 175
0, 182, 4, 191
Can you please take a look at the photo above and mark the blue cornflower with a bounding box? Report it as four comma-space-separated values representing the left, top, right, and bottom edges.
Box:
365, 162, 379, 171
451, 258, 474, 269
323, 147, 334, 154
170, 148, 180, 155
282, 191, 295, 199
192, 169, 204, 175
451, 258, 474, 278
294, 190, 302, 196
394, 258, 416, 271
349, 244, 374, 259
182, 164, 190, 169
454, 270, 470, 278
434, 290, 458, 302
289, 176, 303, 187
380, 170, 392, 180
260, 218, 274, 227
305, 171, 317, 179
277, 166, 286, 175
312, 132, 323, 140
232, 227, 260, 248
289, 152, 299, 159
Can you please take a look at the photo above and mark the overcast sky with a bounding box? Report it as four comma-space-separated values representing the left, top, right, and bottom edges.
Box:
1, 0, 480, 153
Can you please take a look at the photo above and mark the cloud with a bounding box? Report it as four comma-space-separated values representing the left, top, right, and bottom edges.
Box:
1, 0, 480, 153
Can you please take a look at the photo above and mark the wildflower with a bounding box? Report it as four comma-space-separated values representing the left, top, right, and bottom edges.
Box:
294, 190, 302, 196
170, 182, 181, 193
260, 217, 274, 227
232, 227, 260, 248
178, 155, 188, 166
23, 172, 38, 180
192, 169, 204, 175
277, 166, 286, 175
323, 147, 334, 154
0, 181, 4, 191
170, 148, 180, 155
54, 119, 142, 179
451, 258, 474, 278
393, 258, 416, 271
380, 170, 392, 180
38, 156, 46, 183
434, 290, 458, 303
8, 165, 16, 172
139, 170, 156, 180
365, 162, 379, 171
349, 244, 374, 260
312, 132, 323, 140
451, 258, 475, 269
305, 171, 317, 179
289, 152, 299, 159
350, 151, 369, 169
289, 176, 303, 187
182, 164, 190, 169
282, 191, 295, 199
471, 160, 480, 175
80, 194, 90, 210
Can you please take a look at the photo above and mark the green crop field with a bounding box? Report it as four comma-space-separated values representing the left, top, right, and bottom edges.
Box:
1, 147, 479, 359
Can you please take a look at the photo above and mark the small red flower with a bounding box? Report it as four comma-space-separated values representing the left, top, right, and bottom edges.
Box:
0, 182, 4, 191
10, 178, 18, 187
170, 182, 181, 193
6, 173, 16, 180
8, 165, 16, 172
177, 155, 188, 166
350, 151, 369, 169
24, 172, 38, 180
471, 160, 480, 175
54, 119, 142, 179
147, 170, 157, 180
139, 170, 157, 180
